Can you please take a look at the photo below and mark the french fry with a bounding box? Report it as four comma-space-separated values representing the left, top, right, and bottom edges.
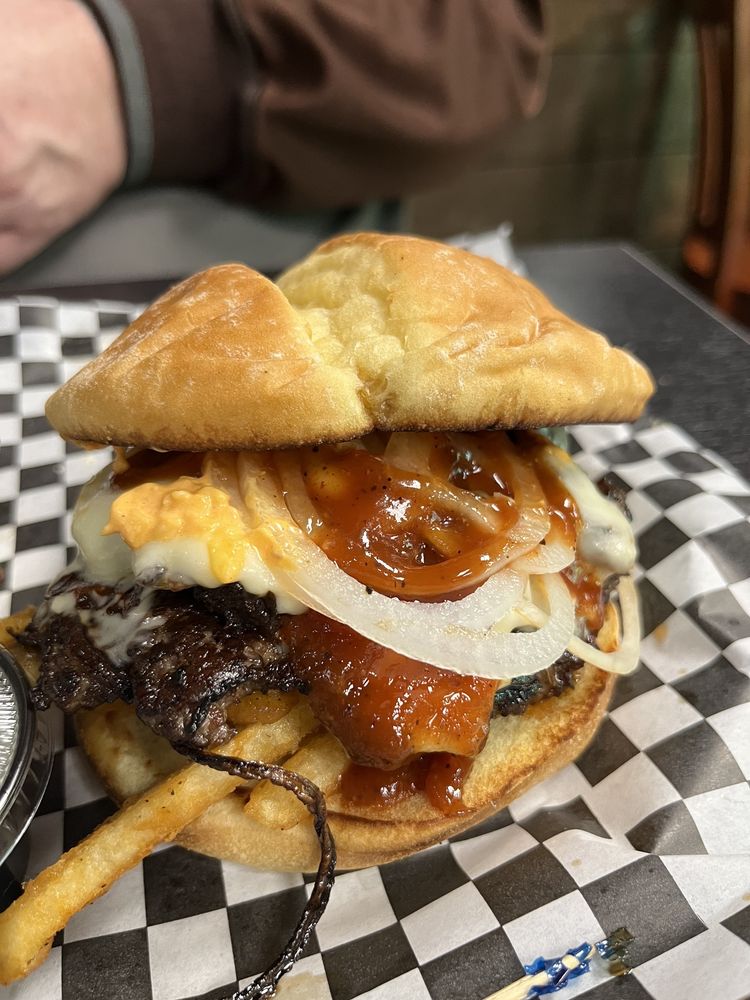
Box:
0, 700, 316, 986
227, 689, 302, 727
245, 731, 349, 830
0, 608, 38, 684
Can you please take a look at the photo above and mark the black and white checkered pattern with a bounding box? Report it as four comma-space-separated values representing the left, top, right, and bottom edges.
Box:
1, 296, 750, 1000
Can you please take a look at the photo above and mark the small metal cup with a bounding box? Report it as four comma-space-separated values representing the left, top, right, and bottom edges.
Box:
0, 647, 53, 910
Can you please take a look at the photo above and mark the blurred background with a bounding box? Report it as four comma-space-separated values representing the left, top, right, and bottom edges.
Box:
409, 0, 695, 270
409, 0, 748, 326
1, 0, 747, 325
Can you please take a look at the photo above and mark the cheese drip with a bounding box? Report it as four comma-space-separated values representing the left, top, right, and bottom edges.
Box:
538, 448, 635, 574
72, 469, 306, 615
46, 581, 162, 665
66, 435, 639, 680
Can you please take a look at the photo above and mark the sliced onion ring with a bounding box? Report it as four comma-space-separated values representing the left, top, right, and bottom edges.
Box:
233, 451, 634, 682
382, 433, 505, 531
382, 431, 435, 473
276, 432, 551, 597
512, 536, 575, 575
276, 550, 575, 681
566, 576, 641, 675
273, 451, 321, 534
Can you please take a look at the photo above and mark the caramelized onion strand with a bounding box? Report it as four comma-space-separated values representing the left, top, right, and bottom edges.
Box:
277, 432, 550, 597
177, 747, 336, 1000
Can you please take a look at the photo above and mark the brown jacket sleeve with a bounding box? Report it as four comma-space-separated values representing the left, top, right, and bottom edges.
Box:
117, 0, 545, 208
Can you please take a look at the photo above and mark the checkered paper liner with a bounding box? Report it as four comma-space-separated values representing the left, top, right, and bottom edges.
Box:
1, 294, 750, 1000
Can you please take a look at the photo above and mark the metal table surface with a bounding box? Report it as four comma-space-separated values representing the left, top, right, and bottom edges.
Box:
6, 241, 749, 478
522, 243, 750, 480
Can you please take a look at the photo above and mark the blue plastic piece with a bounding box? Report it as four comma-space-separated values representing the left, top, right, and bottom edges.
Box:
523, 942, 592, 996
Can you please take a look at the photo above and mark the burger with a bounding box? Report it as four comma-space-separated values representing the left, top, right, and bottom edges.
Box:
15, 233, 653, 873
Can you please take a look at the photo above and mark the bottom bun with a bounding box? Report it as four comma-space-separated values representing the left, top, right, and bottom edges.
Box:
76, 664, 613, 872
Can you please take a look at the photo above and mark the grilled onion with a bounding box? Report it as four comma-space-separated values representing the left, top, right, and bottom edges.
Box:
275, 433, 550, 598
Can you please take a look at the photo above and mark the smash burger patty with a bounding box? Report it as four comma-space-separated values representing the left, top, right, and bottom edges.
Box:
23, 577, 584, 750
16, 232, 654, 871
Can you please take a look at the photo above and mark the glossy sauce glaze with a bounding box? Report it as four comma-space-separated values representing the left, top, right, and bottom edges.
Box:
281, 611, 498, 771
526, 449, 579, 545
294, 437, 518, 598
340, 753, 474, 816
278, 434, 608, 814
109, 437, 612, 815
281, 611, 493, 814
562, 566, 608, 634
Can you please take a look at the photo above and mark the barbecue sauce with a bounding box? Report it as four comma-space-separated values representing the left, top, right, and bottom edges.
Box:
341, 753, 473, 816
529, 455, 579, 546
562, 568, 607, 633
280, 612, 493, 816
281, 611, 497, 771
279, 433, 598, 815
105, 435, 610, 817
296, 442, 518, 597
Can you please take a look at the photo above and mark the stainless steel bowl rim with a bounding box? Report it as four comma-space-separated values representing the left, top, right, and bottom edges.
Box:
0, 647, 52, 864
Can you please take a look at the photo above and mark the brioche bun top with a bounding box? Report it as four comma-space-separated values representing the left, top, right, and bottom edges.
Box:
46, 233, 654, 451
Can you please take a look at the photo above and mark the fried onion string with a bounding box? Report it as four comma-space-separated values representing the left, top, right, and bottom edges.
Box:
176, 747, 336, 1000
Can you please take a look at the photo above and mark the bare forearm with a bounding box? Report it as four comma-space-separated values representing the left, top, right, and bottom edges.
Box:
0, 0, 126, 274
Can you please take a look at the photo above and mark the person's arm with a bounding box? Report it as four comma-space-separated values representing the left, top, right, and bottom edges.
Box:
0, 0, 126, 274
116, 0, 546, 207
0, 0, 545, 274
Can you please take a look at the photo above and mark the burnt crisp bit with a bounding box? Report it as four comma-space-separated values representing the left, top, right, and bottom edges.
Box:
493, 652, 583, 717
22, 614, 131, 712
22, 577, 294, 748
25, 574, 589, 748
131, 587, 294, 747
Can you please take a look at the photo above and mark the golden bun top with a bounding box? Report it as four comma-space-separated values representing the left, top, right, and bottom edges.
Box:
46, 233, 654, 450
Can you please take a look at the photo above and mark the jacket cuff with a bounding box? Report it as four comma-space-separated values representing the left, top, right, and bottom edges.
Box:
79, 0, 153, 186
85, 0, 241, 185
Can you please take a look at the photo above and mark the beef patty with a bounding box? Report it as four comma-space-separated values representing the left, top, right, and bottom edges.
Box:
20, 576, 582, 753
22, 578, 292, 747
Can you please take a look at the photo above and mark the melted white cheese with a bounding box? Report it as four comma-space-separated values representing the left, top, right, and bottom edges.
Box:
47, 585, 163, 665
50, 443, 642, 679
69, 446, 636, 644
72, 470, 306, 614
72, 475, 132, 584
539, 448, 636, 575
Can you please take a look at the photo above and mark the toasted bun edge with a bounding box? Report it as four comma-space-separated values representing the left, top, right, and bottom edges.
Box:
45, 234, 654, 451
75, 665, 613, 871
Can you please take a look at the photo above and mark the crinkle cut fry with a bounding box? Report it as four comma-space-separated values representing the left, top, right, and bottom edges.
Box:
0, 701, 316, 986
